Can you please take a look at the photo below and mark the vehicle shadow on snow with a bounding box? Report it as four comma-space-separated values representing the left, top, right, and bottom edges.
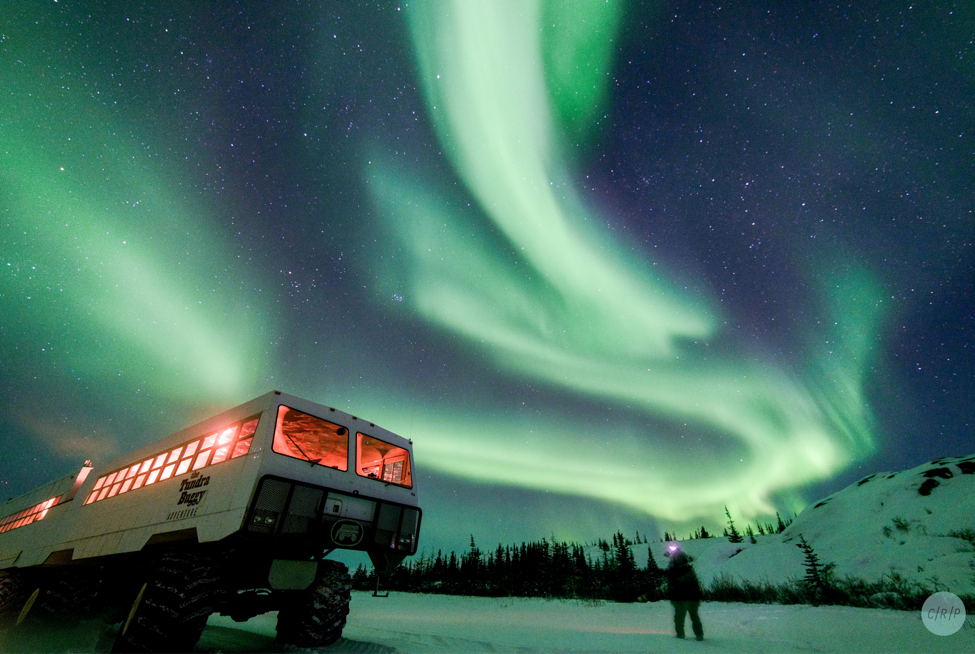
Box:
0, 621, 395, 654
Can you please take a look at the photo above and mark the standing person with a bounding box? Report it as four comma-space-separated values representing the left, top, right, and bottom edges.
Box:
665, 544, 704, 641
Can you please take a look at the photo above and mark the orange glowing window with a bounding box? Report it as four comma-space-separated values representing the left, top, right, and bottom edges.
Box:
240, 418, 259, 439
211, 445, 231, 465
192, 449, 211, 470
0, 498, 59, 534
217, 427, 236, 446
176, 458, 192, 476
273, 405, 348, 470
356, 433, 413, 488
231, 438, 252, 459
82, 413, 261, 506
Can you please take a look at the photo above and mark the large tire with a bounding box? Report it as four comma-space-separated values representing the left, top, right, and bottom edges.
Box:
0, 572, 31, 630
112, 552, 217, 653
32, 568, 101, 622
276, 560, 351, 647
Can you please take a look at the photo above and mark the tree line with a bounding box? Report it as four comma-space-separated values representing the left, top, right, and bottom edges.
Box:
353, 510, 794, 602
353, 532, 664, 602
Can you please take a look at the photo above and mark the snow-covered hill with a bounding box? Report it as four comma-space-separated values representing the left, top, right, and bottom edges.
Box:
636, 454, 975, 597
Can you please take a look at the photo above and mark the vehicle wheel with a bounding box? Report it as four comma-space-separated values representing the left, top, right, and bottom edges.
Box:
0, 572, 32, 630
276, 560, 351, 647
111, 552, 217, 653
32, 568, 101, 622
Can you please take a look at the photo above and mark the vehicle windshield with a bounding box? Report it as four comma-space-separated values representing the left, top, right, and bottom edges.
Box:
273, 405, 348, 470
356, 432, 412, 487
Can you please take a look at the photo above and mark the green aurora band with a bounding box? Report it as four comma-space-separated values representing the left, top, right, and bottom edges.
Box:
1, 55, 271, 405
367, 0, 886, 523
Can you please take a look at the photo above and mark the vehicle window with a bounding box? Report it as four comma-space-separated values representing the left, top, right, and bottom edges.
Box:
356, 433, 412, 488
0, 497, 60, 534
83, 414, 259, 506
273, 405, 348, 470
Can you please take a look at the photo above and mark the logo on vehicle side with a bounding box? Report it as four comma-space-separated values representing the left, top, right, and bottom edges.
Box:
331, 520, 363, 546
179, 474, 210, 492
178, 489, 207, 507
166, 471, 210, 519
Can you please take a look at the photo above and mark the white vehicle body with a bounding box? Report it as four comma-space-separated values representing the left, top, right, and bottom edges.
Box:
0, 390, 421, 573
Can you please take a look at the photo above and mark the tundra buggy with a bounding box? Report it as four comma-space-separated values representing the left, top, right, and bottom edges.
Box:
0, 391, 421, 652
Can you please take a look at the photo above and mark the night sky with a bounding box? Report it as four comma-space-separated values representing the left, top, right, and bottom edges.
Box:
2, 1, 972, 554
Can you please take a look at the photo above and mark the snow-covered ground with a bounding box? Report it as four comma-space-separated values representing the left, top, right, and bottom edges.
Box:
199, 591, 975, 653
4, 591, 971, 653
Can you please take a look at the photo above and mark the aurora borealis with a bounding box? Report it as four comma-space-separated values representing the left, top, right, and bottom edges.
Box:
2, 1, 972, 550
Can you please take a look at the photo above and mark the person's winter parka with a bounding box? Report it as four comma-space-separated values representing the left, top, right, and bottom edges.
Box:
665, 551, 703, 601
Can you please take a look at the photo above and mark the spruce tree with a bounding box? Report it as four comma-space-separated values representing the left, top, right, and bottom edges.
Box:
609, 532, 638, 601
644, 545, 663, 601
725, 506, 743, 543
796, 534, 831, 605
